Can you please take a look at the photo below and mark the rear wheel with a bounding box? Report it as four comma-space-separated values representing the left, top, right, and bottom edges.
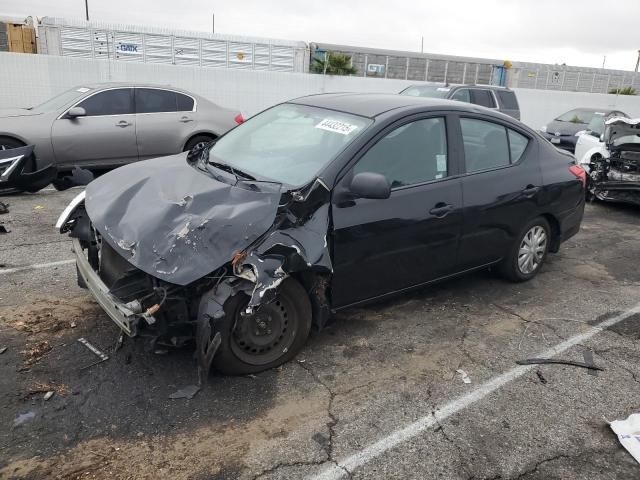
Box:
213, 278, 312, 375
499, 217, 550, 282
183, 134, 215, 152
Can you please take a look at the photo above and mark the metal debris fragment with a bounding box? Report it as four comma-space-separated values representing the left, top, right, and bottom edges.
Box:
169, 384, 200, 399
43, 391, 55, 401
536, 370, 548, 384
77, 337, 109, 369
516, 358, 603, 371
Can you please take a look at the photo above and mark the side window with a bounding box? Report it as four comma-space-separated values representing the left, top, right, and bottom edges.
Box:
470, 89, 496, 108
450, 89, 470, 103
508, 129, 529, 163
76, 89, 133, 116
176, 93, 195, 112
353, 117, 447, 188
136, 88, 177, 114
497, 90, 519, 110
461, 118, 509, 172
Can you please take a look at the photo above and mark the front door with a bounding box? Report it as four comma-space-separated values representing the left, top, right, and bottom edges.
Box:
331, 116, 463, 308
51, 88, 137, 169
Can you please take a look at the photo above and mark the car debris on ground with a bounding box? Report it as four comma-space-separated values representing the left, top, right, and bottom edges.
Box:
456, 369, 472, 384
610, 413, 640, 464
77, 337, 109, 370
516, 357, 603, 371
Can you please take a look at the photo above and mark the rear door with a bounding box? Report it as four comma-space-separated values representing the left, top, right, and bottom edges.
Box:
469, 89, 498, 111
134, 88, 197, 160
456, 115, 542, 269
331, 114, 464, 307
51, 88, 137, 168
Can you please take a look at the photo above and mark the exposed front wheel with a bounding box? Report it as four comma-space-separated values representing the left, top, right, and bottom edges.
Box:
213, 278, 312, 375
499, 217, 551, 282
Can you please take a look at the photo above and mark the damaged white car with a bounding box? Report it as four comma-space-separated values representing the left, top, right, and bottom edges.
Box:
577, 117, 640, 206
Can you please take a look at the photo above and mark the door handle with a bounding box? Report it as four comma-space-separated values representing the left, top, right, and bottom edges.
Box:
522, 185, 540, 196
429, 202, 454, 218
179, 116, 193, 123
116, 120, 131, 127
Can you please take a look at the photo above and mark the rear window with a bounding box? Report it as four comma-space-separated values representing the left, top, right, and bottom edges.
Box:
497, 90, 519, 110
400, 86, 451, 98
176, 93, 195, 111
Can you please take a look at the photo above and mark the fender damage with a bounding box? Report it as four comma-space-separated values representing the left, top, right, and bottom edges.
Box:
59, 152, 333, 377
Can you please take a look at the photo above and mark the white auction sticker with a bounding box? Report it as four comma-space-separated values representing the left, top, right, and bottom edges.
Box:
76, 87, 91, 93
315, 119, 359, 135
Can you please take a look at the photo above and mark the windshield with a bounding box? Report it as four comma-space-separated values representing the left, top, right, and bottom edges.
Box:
555, 109, 602, 124
400, 85, 450, 98
30, 87, 93, 113
208, 104, 372, 186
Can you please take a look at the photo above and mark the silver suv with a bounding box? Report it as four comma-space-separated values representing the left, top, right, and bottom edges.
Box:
400, 84, 521, 120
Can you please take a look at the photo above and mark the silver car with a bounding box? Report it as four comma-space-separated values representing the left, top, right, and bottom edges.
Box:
0, 83, 242, 175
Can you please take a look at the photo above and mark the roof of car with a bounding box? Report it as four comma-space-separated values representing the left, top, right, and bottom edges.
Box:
289, 92, 499, 118
79, 82, 196, 95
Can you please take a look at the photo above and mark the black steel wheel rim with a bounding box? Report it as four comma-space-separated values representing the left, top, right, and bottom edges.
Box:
230, 297, 297, 366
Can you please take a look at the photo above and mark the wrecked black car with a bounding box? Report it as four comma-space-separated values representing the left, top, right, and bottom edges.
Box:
57, 93, 586, 375
587, 117, 640, 207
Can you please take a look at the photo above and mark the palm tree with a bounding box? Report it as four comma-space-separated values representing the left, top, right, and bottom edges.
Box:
311, 53, 358, 76
608, 86, 637, 95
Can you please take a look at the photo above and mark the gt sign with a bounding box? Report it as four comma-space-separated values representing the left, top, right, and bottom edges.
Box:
367, 64, 385, 74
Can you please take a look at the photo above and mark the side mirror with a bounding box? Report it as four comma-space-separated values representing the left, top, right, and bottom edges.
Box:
66, 107, 86, 119
350, 172, 390, 200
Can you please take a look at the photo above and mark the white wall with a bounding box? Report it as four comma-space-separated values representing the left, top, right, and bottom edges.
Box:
2, 52, 640, 129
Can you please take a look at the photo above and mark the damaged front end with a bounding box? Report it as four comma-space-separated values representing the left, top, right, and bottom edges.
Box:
0, 145, 57, 193
57, 153, 332, 376
588, 118, 640, 207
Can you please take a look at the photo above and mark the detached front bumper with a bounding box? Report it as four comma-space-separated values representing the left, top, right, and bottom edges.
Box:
73, 238, 141, 336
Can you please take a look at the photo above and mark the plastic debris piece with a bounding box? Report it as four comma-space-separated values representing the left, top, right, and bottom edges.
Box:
516, 358, 603, 371
611, 413, 640, 464
34, 205, 44, 210
0, 346, 7, 354
0, 202, 8, 214
13, 411, 36, 426
0, 225, 9, 234
70, 321, 77, 328
169, 384, 200, 399
43, 391, 55, 401
456, 369, 471, 384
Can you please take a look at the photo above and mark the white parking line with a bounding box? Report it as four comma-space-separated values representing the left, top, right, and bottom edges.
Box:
311, 301, 640, 480
0, 259, 75, 275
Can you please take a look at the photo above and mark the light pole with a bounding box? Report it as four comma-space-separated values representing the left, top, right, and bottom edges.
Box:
212, 14, 215, 34
635, 50, 640, 73
84, 0, 89, 21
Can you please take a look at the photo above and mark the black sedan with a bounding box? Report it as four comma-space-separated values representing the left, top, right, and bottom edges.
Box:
540, 108, 628, 153
57, 94, 586, 377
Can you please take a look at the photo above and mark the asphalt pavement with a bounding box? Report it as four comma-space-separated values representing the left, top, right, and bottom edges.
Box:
1, 188, 639, 479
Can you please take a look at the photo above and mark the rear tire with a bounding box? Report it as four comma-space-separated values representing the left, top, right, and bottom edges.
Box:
213, 278, 312, 375
183, 134, 215, 152
498, 217, 551, 282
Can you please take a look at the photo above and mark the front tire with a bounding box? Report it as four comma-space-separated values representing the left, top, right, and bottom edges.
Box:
183, 134, 215, 152
213, 278, 312, 375
499, 217, 551, 282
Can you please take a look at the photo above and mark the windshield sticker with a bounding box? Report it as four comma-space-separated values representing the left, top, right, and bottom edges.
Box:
315, 119, 359, 135
437, 87, 451, 92
594, 112, 605, 116
76, 87, 91, 93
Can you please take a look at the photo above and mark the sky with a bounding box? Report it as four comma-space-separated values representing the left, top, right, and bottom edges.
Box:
2, 0, 639, 71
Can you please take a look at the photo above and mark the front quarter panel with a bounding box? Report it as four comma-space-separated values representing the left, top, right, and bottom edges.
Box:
0, 112, 56, 164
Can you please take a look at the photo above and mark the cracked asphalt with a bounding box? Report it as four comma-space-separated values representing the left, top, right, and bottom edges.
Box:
1, 188, 639, 479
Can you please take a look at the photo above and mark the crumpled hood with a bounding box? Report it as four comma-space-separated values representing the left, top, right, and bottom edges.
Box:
85, 153, 283, 286
0, 108, 43, 118
545, 120, 586, 136
605, 117, 640, 151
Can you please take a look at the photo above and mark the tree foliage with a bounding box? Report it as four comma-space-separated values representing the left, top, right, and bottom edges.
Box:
608, 86, 637, 95
311, 53, 358, 76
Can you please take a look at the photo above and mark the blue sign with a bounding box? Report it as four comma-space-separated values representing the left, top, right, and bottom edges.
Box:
118, 43, 138, 53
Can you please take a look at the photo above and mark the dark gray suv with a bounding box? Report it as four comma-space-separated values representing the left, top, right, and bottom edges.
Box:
400, 84, 520, 120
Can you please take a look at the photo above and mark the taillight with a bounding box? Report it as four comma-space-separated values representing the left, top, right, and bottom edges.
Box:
569, 164, 586, 188
234, 113, 244, 125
